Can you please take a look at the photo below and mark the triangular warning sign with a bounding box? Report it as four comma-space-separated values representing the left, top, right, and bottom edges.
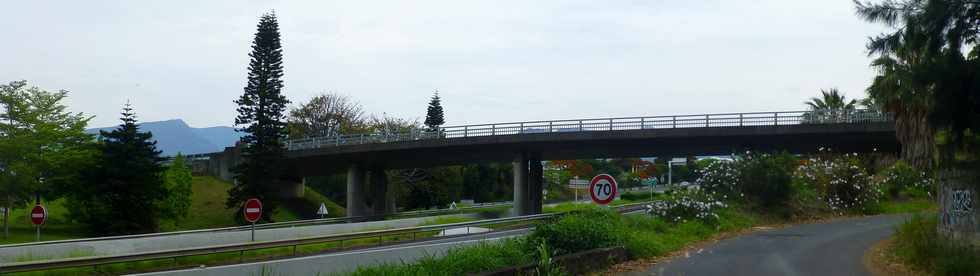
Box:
317, 203, 328, 215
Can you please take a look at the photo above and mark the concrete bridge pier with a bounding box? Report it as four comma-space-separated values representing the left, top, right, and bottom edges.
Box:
346, 164, 370, 217
513, 153, 544, 216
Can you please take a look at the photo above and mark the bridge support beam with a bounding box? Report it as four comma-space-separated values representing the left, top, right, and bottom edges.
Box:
346, 165, 370, 218
513, 155, 528, 216
369, 168, 393, 215
513, 154, 543, 216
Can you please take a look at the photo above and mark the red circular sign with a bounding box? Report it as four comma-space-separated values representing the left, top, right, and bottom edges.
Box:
30, 205, 47, 226
589, 174, 618, 205
243, 198, 262, 223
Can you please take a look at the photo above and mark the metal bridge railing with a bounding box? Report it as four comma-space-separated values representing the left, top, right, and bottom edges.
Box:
286, 109, 891, 151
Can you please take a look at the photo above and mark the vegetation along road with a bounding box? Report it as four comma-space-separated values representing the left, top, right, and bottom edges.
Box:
622, 214, 907, 276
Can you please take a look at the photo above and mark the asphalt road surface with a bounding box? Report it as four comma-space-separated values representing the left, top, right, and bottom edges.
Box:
622, 214, 907, 276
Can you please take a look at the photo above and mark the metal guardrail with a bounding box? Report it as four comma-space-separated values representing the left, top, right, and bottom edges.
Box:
0, 201, 652, 273
0, 202, 512, 250
285, 109, 890, 150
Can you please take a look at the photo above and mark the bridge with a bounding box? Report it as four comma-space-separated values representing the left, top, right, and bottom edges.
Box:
188, 110, 897, 217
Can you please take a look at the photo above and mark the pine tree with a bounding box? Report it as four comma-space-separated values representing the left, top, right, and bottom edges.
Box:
73, 103, 167, 234
228, 12, 290, 220
424, 91, 445, 131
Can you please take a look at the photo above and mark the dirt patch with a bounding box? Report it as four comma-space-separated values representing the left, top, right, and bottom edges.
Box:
863, 237, 927, 276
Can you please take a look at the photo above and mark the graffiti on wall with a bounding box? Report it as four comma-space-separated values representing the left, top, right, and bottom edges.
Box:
942, 188, 976, 229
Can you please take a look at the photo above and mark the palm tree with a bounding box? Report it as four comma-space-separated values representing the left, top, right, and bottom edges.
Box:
805, 88, 857, 111
804, 88, 858, 124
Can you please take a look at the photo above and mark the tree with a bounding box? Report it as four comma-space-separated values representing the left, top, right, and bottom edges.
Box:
855, 0, 980, 168
424, 91, 445, 131
228, 12, 290, 221
0, 80, 94, 239
161, 154, 193, 227
71, 104, 167, 234
288, 93, 367, 138
805, 88, 857, 111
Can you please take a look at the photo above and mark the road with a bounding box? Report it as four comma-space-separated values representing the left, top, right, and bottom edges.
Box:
621, 214, 907, 276
0, 213, 483, 264
131, 228, 531, 276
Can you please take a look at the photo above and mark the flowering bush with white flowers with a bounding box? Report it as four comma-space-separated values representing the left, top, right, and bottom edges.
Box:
648, 189, 727, 225
795, 153, 883, 213
877, 161, 934, 199
694, 160, 742, 201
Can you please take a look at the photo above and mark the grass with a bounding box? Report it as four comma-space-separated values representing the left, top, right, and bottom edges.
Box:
891, 214, 980, 276
417, 216, 478, 226
877, 198, 937, 214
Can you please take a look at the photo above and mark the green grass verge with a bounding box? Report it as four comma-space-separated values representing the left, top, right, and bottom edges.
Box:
876, 198, 937, 214
891, 214, 980, 276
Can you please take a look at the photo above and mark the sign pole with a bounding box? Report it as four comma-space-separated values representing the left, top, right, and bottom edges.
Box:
35, 225, 40, 242
251, 222, 255, 242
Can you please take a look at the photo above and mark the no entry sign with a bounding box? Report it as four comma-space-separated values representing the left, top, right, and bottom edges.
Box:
243, 198, 262, 223
30, 204, 47, 225
589, 174, 618, 205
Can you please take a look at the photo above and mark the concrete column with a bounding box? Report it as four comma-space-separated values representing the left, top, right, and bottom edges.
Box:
279, 179, 305, 199
528, 156, 544, 215
513, 154, 528, 216
369, 168, 389, 216
346, 165, 369, 217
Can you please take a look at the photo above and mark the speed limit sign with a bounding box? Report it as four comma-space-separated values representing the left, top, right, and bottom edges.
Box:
589, 174, 618, 205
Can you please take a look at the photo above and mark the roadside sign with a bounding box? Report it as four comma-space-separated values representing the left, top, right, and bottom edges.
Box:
589, 174, 618, 205
316, 203, 329, 219
30, 205, 47, 225
243, 198, 262, 223
243, 198, 262, 242
449, 201, 457, 210
30, 204, 46, 242
568, 179, 589, 189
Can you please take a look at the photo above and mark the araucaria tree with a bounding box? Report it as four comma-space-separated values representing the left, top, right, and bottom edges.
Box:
424, 91, 445, 131
228, 12, 290, 220
72, 104, 167, 234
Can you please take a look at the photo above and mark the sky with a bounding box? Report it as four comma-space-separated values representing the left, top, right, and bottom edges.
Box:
1, 1, 889, 129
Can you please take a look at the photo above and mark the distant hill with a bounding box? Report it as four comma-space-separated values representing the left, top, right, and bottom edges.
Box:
87, 119, 243, 156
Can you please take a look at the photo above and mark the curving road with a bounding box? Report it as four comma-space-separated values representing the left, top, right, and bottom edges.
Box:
621, 214, 907, 276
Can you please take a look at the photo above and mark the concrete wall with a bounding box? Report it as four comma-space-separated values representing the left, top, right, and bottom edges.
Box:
938, 170, 979, 245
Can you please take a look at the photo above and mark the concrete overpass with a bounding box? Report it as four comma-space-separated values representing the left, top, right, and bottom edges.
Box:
188, 110, 897, 217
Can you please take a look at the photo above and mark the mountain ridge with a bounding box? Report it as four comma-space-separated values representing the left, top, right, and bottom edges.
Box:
86, 119, 242, 156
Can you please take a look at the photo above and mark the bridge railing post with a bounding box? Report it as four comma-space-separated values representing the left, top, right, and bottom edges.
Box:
739, 113, 743, 127
520, 123, 524, 134
774, 112, 779, 126
640, 117, 645, 129
549, 121, 553, 133
578, 120, 583, 131
492, 124, 496, 136
464, 126, 469, 137
609, 119, 613, 131
705, 114, 709, 127
672, 116, 676, 128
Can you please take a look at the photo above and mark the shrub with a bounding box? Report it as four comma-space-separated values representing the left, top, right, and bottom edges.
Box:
694, 160, 742, 201
528, 209, 625, 255
738, 152, 798, 207
893, 215, 980, 276
648, 189, 727, 225
878, 161, 934, 199
795, 153, 882, 213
